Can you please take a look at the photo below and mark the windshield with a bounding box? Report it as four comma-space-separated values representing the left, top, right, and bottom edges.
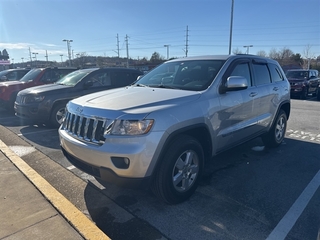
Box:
19, 68, 43, 82
0, 70, 9, 77
286, 70, 308, 79
135, 60, 225, 91
55, 70, 89, 86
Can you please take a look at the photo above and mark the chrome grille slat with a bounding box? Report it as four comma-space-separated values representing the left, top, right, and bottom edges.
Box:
62, 109, 108, 145
77, 116, 83, 137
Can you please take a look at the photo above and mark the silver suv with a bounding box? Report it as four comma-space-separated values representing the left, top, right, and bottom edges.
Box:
59, 55, 291, 204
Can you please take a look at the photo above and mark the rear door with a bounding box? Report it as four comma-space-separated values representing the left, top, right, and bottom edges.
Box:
250, 59, 276, 133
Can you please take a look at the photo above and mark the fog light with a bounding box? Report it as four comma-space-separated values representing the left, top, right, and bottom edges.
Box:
111, 157, 130, 169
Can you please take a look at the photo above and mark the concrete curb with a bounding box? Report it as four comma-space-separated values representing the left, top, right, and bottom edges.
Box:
0, 139, 110, 240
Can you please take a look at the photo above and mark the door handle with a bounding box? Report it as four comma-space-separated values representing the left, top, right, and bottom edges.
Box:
249, 92, 258, 97
273, 87, 279, 91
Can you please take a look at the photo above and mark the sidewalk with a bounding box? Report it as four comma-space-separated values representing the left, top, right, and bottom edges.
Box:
0, 140, 110, 240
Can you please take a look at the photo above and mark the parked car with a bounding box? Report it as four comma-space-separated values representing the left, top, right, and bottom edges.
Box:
286, 69, 319, 99
0, 68, 31, 82
0, 67, 77, 112
15, 67, 143, 128
59, 55, 291, 204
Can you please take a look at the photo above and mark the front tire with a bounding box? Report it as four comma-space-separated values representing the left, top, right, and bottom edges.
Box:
49, 103, 66, 128
152, 135, 204, 204
262, 109, 287, 148
300, 88, 308, 100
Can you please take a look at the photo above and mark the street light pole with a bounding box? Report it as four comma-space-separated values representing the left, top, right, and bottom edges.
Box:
32, 52, 38, 61
228, 0, 234, 55
243, 45, 253, 54
164, 45, 170, 60
63, 39, 73, 66
32, 52, 38, 67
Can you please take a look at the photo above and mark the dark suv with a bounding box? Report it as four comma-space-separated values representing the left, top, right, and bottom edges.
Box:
15, 67, 143, 128
0, 67, 77, 112
286, 69, 319, 99
0, 68, 31, 82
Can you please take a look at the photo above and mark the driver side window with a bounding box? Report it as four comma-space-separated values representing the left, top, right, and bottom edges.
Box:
230, 63, 252, 86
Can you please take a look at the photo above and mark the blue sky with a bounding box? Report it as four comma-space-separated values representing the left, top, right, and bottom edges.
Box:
0, 0, 319, 64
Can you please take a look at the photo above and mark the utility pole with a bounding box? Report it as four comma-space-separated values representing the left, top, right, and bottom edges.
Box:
185, 25, 189, 57
125, 34, 129, 68
63, 39, 73, 66
116, 34, 120, 58
29, 47, 33, 66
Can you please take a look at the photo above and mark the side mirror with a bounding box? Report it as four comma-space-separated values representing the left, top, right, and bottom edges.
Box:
219, 76, 248, 94
136, 75, 143, 81
0, 76, 7, 81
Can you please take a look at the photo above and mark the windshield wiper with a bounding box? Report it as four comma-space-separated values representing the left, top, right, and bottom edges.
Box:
155, 84, 179, 89
135, 83, 149, 87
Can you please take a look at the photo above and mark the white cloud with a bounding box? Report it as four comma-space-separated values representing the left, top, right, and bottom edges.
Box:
0, 42, 33, 50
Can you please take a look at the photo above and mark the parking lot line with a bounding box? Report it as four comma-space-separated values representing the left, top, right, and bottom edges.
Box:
17, 128, 58, 136
266, 169, 320, 240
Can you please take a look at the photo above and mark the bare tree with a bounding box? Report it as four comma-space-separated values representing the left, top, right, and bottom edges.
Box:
268, 48, 279, 60
232, 48, 243, 54
302, 44, 315, 69
256, 50, 267, 57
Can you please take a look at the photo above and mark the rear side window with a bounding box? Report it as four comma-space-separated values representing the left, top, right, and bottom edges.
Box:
252, 63, 271, 86
89, 71, 111, 87
111, 71, 138, 87
268, 64, 284, 82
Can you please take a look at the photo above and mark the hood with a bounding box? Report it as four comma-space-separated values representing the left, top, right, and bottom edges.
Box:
0, 81, 23, 87
71, 86, 201, 114
18, 83, 70, 95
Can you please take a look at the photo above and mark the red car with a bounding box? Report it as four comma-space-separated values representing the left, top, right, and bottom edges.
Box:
0, 67, 77, 112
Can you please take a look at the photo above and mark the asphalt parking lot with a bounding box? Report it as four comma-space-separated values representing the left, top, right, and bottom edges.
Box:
0, 98, 320, 240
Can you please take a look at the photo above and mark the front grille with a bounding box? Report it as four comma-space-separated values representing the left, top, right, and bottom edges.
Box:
62, 111, 114, 145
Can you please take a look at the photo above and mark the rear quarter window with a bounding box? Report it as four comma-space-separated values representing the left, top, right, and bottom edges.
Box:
268, 63, 284, 82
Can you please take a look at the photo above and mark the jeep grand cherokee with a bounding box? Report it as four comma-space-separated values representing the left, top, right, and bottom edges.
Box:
59, 55, 291, 204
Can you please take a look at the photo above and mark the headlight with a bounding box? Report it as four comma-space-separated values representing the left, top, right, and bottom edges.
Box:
25, 95, 45, 103
108, 119, 154, 135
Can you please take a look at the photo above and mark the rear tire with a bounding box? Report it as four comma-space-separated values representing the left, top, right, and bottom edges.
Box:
151, 135, 204, 204
262, 109, 287, 148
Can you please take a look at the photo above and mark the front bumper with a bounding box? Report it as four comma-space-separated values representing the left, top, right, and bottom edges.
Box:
14, 102, 49, 122
59, 127, 164, 188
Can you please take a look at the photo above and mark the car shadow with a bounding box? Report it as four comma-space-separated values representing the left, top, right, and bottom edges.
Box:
83, 137, 320, 240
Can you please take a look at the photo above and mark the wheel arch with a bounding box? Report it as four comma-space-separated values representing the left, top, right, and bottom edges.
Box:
149, 124, 212, 180
279, 100, 290, 121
